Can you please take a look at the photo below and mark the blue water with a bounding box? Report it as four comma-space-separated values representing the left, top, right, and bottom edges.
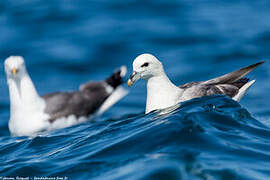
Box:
0, 0, 270, 179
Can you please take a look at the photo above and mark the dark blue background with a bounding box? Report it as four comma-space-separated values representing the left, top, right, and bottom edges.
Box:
0, 0, 269, 179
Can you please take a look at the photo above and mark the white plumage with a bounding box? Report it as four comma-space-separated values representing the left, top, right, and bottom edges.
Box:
5, 56, 128, 136
5, 56, 50, 136
128, 54, 263, 114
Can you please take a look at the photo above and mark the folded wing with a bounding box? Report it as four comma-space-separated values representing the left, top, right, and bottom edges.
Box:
179, 61, 264, 101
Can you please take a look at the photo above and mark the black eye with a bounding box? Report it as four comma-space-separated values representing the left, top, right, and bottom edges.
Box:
141, 62, 149, 67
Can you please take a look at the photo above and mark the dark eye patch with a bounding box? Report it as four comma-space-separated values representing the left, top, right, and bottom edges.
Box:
141, 62, 149, 67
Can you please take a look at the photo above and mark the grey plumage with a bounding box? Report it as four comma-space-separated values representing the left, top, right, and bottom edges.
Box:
179, 61, 264, 101
42, 67, 126, 122
43, 82, 109, 122
203, 61, 264, 84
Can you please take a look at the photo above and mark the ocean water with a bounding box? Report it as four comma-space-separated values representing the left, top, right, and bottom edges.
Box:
0, 0, 270, 179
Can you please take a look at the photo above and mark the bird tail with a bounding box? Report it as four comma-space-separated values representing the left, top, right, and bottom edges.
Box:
233, 80, 256, 102
95, 66, 128, 117
105, 66, 127, 89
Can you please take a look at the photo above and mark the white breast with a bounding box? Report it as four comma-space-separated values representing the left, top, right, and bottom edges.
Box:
145, 75, 183, 113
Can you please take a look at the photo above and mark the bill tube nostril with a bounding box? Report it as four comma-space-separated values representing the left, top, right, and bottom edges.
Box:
128, 71, 140, 87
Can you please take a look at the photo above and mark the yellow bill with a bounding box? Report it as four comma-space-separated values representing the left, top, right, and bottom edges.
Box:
12, 68, 17, 75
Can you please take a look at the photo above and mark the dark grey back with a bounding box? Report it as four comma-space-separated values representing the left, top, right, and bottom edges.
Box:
42, 82, 109, 122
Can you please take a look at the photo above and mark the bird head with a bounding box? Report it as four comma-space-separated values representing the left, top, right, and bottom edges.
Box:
4, 56, 27, 79
128, 53, 164, 87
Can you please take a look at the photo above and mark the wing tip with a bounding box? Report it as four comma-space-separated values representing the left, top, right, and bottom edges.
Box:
256, 60, 265, 66
106, 65, 128, 89
119, 65, 127, 77
95, 86, 128, 117
248, 79, 256, 86
233, 79, 256, 102
250, 60, 265, 69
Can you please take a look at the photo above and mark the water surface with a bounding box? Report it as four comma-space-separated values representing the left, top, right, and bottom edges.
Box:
0, 0, 269, 179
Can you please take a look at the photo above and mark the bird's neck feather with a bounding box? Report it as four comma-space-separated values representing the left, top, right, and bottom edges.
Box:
145, 72, 182, 113
8, 73, 45, 114
20, 74, 40, 104
7, 78, 21, 113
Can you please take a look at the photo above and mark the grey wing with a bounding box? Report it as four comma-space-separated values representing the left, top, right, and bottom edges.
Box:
179, 81, 241, 100
202, 61, 264, 85
203, 84, 239, 97
42, 92, 72, 119
178, 61, 264, 100
77, 81, 111, 114
42, 82, 110, 122
179, 81, 202, 89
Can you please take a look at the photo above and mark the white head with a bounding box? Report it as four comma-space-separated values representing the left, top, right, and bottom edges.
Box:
4, 56, 27, 79
128, 54, 165, 86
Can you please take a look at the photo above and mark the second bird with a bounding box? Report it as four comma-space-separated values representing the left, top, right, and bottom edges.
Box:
128, 54, 264, 113
5, 56, 128, 136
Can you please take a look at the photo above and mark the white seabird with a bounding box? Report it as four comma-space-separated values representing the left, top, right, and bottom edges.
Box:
128, 53, 264, 114
5, 56, 128, 136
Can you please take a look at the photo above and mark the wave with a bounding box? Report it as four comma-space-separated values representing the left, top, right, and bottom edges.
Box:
1, 95, 270, 179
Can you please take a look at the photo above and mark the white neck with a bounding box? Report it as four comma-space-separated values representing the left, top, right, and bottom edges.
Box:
7, 78, 22, 114
7, 72, 45, 114
145, 72, 183, 113
7, 72, 50, 136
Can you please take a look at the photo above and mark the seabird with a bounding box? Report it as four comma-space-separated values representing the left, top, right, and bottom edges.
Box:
128, 53, 264, 114
5, 56, 128, 136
